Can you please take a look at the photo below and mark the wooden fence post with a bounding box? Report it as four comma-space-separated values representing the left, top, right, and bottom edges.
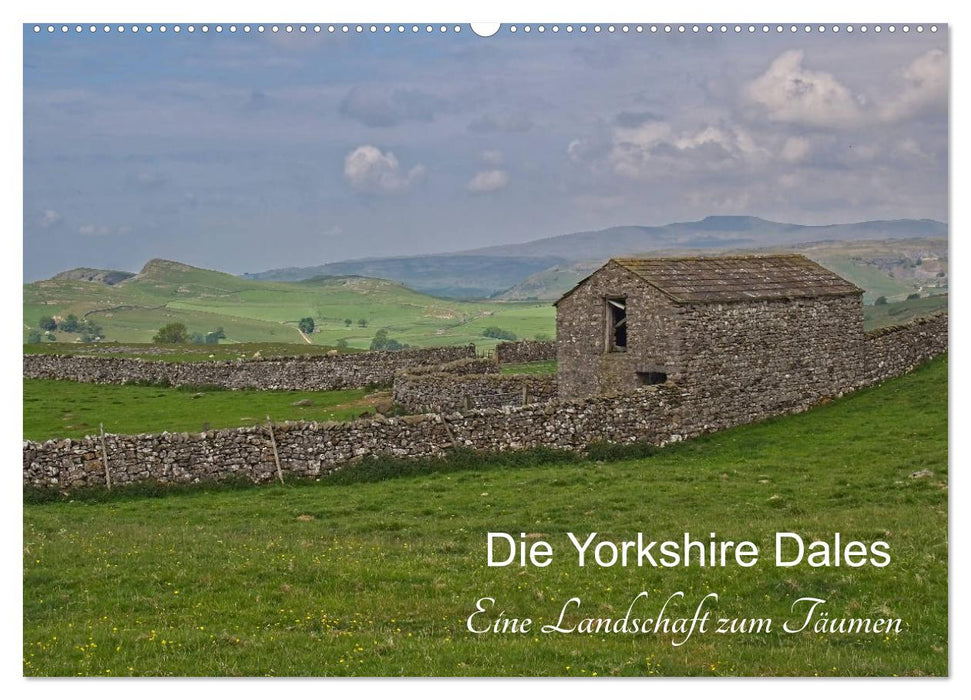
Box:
266, 415, 285, 486
99, 423, 112, 490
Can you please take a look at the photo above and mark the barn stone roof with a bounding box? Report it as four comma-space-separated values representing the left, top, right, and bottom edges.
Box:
556, 254, 863, 305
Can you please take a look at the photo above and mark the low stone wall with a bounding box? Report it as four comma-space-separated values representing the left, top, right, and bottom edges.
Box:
22, 345, 476, 391
393, 371, 558, 413
862, 313, 948, 386
24, 314, 947, 490
396, 356, 498, 377
495, 340, 557, 365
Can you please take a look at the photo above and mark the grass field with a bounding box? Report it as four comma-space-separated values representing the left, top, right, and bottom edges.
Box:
23, 380, 387, 441
864, 295, 948, 329
24, 259, 555, 350
22, 356, 947, 676
499, 360, 557, 375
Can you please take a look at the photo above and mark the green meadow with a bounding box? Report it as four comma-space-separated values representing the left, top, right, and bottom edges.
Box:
23, 380, 386, 441
23, 357, 947, 676
24, 259, 554, 350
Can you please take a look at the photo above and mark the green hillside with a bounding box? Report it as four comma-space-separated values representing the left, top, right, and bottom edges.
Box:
23, 356, 947, 676
24, 259, 554, 350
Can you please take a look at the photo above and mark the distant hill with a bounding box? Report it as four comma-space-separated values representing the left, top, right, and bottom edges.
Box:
52, 267, 135, 286
498, 237, 949, 304
24, 259, 554, 349
246, 216, 947, 298
243, 254, 566, 299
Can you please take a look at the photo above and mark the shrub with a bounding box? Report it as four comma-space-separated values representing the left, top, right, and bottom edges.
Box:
483, 326, 517, 341
907, 293, 921, 300
875, 296, 888, 306
26, 330, 42, 344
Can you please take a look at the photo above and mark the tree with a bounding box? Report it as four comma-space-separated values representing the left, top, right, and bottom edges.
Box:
370, 328, 408, 351
344, 318, 352, 327
59, 314, 81, 332
38, 316, 57, 332
299, 317, 315, 334
336, 338, 349, 350
205, 327, 226, 344
82, 319, 103, 338
907, 293, 921, 300
875, 296, 888, 305
153, 322, 189, 344
358, 318, 368, 328
26, 330, 42, 344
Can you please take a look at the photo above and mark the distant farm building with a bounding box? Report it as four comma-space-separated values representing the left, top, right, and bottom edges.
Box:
554, 255, 866, 404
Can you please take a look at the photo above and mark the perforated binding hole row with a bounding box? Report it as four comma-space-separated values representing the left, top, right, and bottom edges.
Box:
31, 24, 940, 35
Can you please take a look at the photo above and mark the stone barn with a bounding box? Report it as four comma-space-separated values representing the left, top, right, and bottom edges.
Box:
554, 255, 866, 409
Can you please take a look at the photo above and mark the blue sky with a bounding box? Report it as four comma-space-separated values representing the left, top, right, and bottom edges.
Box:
23, 25, 948, 280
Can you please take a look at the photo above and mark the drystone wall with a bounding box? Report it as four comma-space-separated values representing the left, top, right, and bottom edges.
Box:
862, 313, 948, 385
393, 370, 558, 413
395, 357, 498, 377
495, 340, 557, 365
22, 345, 476, 391
23, 314, 947, 490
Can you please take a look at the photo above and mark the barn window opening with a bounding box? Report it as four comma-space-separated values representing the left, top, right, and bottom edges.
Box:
637, 371, 667, 385
607, 297, 627, 352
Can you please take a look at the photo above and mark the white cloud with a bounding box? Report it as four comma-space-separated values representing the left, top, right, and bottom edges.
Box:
608, 120, 767, 179
880, 49, 948, 122
78, 224, 129, 237
746, 50, 864, 128
39, 210, 62, 228
467, 169, 509, 193
343, 145, 426, 194
780, 136, 811, 163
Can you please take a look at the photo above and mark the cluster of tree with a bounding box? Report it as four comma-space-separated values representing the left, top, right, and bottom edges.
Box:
342, 318, 369, 328
369, 328, 408, 351
482, 326, 518, 341
298, 317, 315, 334
152, 323, 227, 345
37, 314, 103, 342
190, 327, 226, 345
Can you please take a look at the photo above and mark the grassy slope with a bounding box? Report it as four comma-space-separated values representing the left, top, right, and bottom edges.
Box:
864, 295, 948, 329
24, 260, 554, 350
23, 357, 947, 676
23, 380, 384, 441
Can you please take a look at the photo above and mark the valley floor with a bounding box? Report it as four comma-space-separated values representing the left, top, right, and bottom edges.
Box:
23, 357, 947, 676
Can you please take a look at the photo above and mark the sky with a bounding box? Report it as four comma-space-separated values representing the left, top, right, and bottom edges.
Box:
23, 24, 948, 281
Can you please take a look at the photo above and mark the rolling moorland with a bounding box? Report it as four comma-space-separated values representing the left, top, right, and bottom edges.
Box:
24, 259, 553, 350
244, 216, 947, 300
23, 239, 947, 349
23, 356, 947, 676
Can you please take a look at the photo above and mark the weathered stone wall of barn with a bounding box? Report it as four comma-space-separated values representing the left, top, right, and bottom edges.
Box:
393, 370, 558, 413
677, 294, 867, 414
495, 340, 557, 365
556, 262, 682, 399
22, 345, 476, 391
23, 313, 947, 490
